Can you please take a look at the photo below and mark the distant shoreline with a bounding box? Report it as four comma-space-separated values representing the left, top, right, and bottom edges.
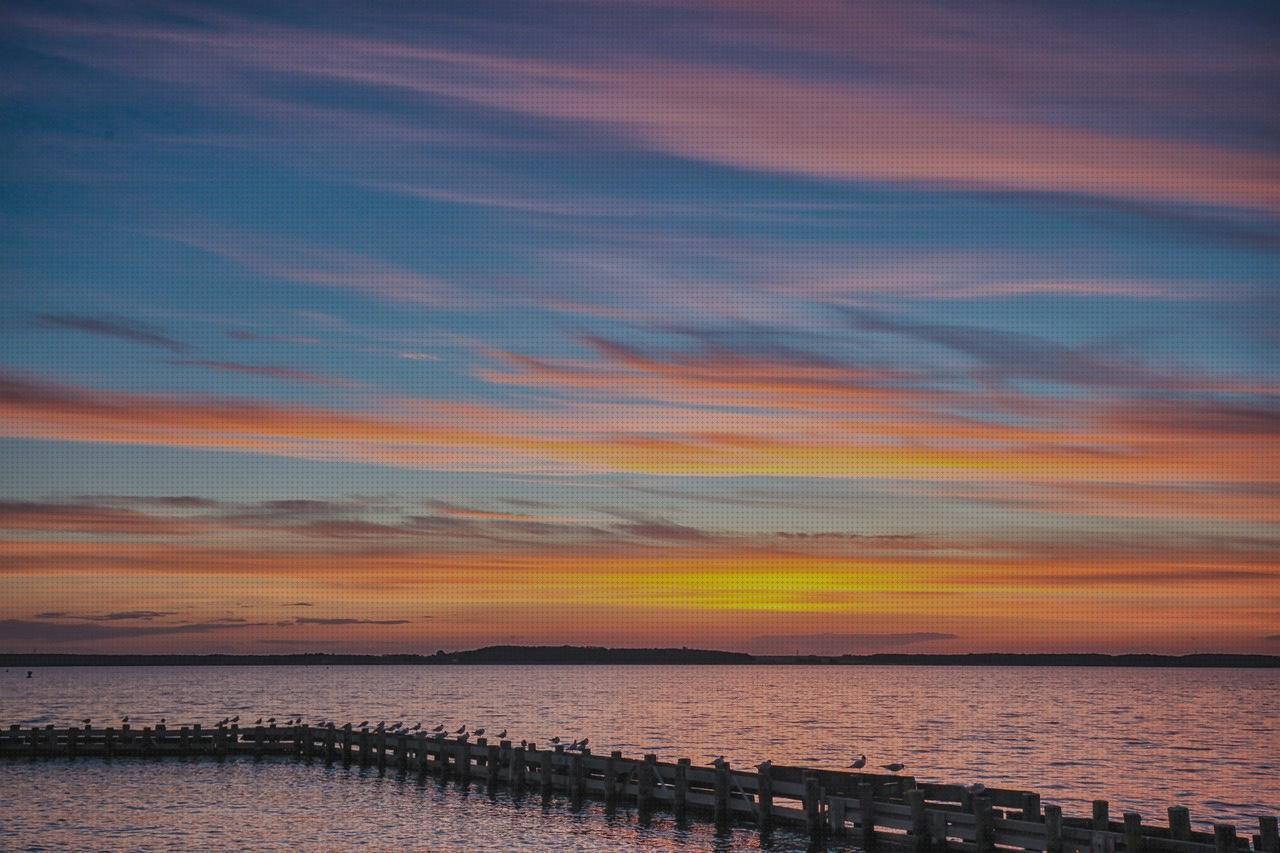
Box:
4, 647, 1279, 667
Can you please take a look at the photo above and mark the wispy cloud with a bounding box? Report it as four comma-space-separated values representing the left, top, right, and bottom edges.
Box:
37, 314, 191, 353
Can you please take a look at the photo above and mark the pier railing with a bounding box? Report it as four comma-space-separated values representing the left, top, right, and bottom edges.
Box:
6, 722, 1278, 851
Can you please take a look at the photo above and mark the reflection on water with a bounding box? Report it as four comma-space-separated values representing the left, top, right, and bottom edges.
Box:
1, 665, 1276, 850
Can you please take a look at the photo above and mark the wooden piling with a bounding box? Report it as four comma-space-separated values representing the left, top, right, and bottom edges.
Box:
570, 751, 585, 799
860, 781, 878, 850
105, 727, 117, 757
358, 729, 370, 767
457, 739, 470, 781
67, 726, 79, 759
1259, 816, 1279, 853
486, 742, 500, 788
804, 772, 823, 841
638, 754, 657, 812
325, 727, 336, 764
1094, 801, 1111, 833
974, 795, 995, 853
1024, 792, 1042, 821
829, 795, 848, 836
510, 744, 526, 789
1170, 807, 1192, 841
674, 758, 690, 820
755, 762, 772, 831
1214, 825, 1236, 853
540, 748, 553, 797
1124, 812, 1144, 853
377, 730, 388, 770
907, 787, 929, 852
605, 751, 621, 802
715, 760, 732, 824
1046, 804, 1064, 853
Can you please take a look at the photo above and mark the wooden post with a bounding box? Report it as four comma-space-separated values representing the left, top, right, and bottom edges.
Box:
715, 761, 732, 825
67, 727, 80, 759
304, 726, 315, 761
1169, 807, 1192, 841
756, 763, 772, 831
486, 743, 500, 788
1023, 793, 1042, 821
1124, 812, 1143, 853
860, 781, 877, 850
974, 796, 995, 853
458, 739, 471, 782
1214, 825, 1237, 853
830, 796, 848, 836
377, 730, 388, 770
569, 751, 585, 799
395, 732, 407, 770
179, 727, 190, 756
358, 729, 370, 767
540, 748, 554, 797
105, 727, 117, 758
1258, 817, 1279, 853
1094, 801, 1111, 833
674, 758, 690, 820
510, 745, 526, 789
804, 772, 823, 841
325, 727, 336, 764
254, 725, 265, 758
638, 754, 657, 812
1046, 805, 1064, 853
605, 751, 621, 802
192, 724, 202, 757
437, 738, 450, 776
342, 729, 353, 764
29, 726, 40, 759
907, 788, 929, 852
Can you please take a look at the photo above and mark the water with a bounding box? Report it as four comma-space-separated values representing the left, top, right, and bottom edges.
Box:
1, 666, 1276, 851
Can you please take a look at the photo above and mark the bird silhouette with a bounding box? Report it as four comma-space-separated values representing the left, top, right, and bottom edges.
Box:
358, 721, 369, 728
550, 736, 561, 745
882, 763, 905, 773
710, 756, 728, 768
267, 718, 276, 724
159, 718, 166, 725
850, 754, 867, 769
578, 738, 589, 749
121, 716, 129, 723
474, 728, 485, 737
497, 730, 507, 739
454, 725, 466, 734
231, 716, 239, 723
82, 719, 91, 726
756, 760, 773, 772
410, 723, 422, 732
968, 783, 987, 796
255, 718, 263, 725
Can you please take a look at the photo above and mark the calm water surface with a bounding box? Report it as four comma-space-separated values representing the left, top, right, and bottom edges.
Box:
1, 666, 1276, 851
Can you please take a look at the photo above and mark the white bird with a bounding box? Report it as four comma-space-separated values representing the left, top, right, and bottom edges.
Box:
882, 763, 906, 773
850, 754, 867, 769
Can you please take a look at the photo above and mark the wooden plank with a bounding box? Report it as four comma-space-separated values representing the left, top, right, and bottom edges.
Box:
1259, 816, 1279, 853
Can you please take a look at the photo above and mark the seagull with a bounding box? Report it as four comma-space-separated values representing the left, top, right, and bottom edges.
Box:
410, 723, 422, 732
255, 718, 263, 725
358, 721, 369, 728
392, 722, 402, 730
454, 725, 467, 734
850, 754, 867, 769
968, 783, 987, 796
82, 719, 91, 726
267, 718, 276, 724
432, 724, 445, 733
121, 716, 130, 724
756, 760, 773, 772
550, 736, 562, 745
710, 756, 728, 768
159, 718, 166, 725
497, 730, 507, 739
578, 738, 589, 749
882, 763, 906, 773
230, 716, 239, 724
474, 728, 486, 737
458, 733, 470, 743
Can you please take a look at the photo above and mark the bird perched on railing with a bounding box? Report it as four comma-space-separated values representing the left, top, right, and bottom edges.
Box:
497, 730, 507, 739
756, 760, 772, 772
121, 716, 129, 724
850, 754, 867, 769
358, 721, 369, 728
475, 728, 486, 737
432, 724, 445, 733
409, 723, 422, 732
968, 783, 986, 796
82, 719, 91, 726
881, 763, 905, 773
255, 718, 263, 725
710, 756, 728, 768
454, 725, 467, 734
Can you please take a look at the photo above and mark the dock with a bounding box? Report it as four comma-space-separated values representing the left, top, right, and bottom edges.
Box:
6, 721, 1278, 851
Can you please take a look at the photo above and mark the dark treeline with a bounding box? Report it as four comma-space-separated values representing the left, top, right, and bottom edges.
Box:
3, 646, 1279, 667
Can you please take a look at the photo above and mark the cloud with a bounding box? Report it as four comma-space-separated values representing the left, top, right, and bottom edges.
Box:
37, 314, 191, 353
0, 619, 260, 643
34, 610, 176, 621
292, 617, 411, 626
170, 360, 362, 388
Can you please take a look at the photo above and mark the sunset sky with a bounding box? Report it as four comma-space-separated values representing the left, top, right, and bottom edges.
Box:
1, 1, 1277, 655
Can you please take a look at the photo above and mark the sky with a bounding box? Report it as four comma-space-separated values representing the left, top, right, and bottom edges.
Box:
1, 0, 1277, 655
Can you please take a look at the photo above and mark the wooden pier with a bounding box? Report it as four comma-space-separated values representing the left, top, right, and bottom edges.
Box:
6, 722, 1278, 852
